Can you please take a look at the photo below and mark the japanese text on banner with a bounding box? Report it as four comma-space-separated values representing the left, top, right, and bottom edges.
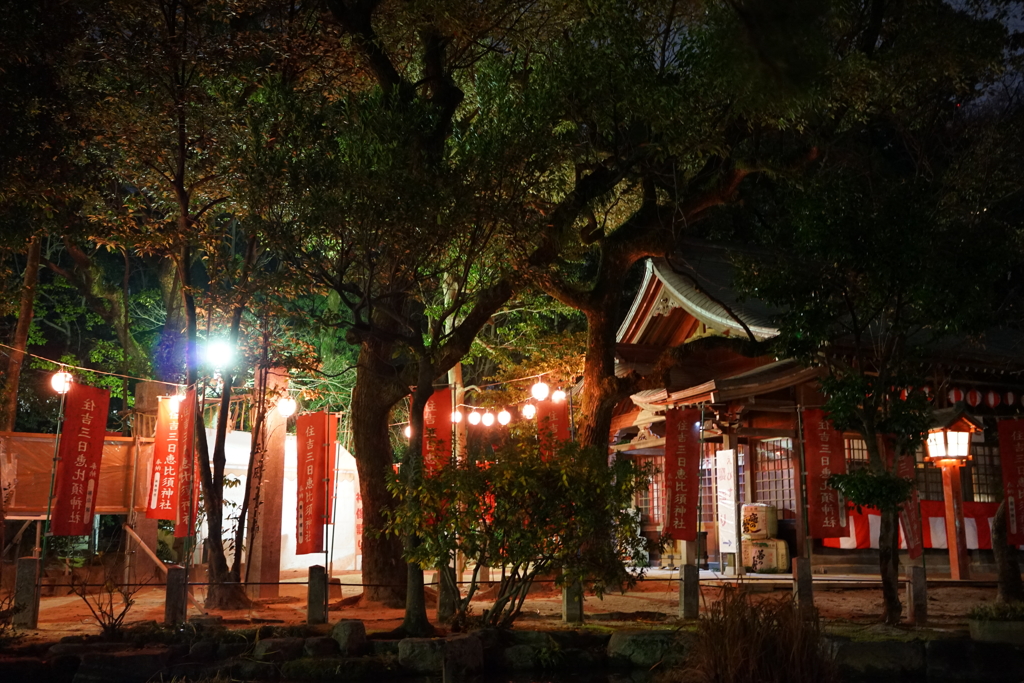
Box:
663, 408, 702, 542
295, 411, 328, 554
51, 383, 111, 536
802, 408, 848, 538
998, 419, 1024, 545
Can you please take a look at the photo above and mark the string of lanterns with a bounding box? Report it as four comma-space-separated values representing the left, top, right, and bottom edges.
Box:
403, 380, 567, 437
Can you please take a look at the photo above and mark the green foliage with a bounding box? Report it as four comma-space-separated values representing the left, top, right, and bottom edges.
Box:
968, 601, 1024, 622
386, 437, 654, 628
828, 468, 915, 514
663, 589, 838, 683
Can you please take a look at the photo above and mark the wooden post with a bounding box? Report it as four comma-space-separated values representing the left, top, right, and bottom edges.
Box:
165, 565, 187, 625
13, 556, 40, 628
561, 579, 583, 623
308, 565, 328, 624
941, 465, 971, 580
792, 557, 813, 608
680, 564, 699, 619
906, 565, 928, 625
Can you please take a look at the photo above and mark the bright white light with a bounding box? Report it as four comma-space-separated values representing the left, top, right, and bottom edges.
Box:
204, 339, 234, 368
165, 394, 185, 415
531, 381, 550, 401
404, 425, 412, 438
468, 411, 481, 425
451, 411, 463, 423
551, 389, 566, 403
481, 412, 495, 427
51, 371, 73, 394
277, 397, 297, 418
522, 404, 536, 419
497, 409, 511, 425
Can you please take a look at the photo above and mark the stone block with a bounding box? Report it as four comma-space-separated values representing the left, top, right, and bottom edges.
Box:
187, 639, 218, 661
832, 639, 926, 681
398, 637, 445, 674
280, 656, 394, 682
216, 641, 250, 659
304, 636, 341, 658
607, 630, 676, 669
444, 633, 483, 676
330, 619, 368, 656
501, 643, 540, 671
238, 659, 280, 680
72, 648, 173, 683
253, 636, 305, 662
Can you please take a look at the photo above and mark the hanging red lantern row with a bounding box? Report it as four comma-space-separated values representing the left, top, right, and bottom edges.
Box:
947, 388, 1018, 408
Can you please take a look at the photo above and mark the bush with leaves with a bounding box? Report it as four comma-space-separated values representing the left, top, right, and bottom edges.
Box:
662, 588, 838, 683
386, 438, 655, 628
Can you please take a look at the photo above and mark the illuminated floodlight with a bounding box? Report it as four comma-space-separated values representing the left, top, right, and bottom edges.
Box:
204, 339, 234, 368
481, 412, 495, 427
451, 411, 463, 423
468, 411, 481, 425
531, 381, 550, 401
277, 397, 297, 418
551, 389, 566, 403
51, 371, 73, 394
497, 409, 511, 425
522, 404, 536, 419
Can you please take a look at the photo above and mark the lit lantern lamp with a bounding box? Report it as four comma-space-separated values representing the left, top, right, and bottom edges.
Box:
404, 425, 412, 438
481, 412, 495, 427
277, 396, 297, 418
521, 404, 536, 419
551, 389, 566, 403
468, 411, 481, 425
497, 409, 511, 425
531, 381, 549, 401
51, 371, 73, 394
451, 410, 463, 423
924, 406, 984, 581
924, 408, 983, 466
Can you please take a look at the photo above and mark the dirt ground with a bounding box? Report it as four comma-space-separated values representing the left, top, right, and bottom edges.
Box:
19, 568, 1000, 643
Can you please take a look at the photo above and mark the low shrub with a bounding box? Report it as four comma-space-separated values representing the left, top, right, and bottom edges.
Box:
661, 588, 838, 683
968, 601, 1024, 621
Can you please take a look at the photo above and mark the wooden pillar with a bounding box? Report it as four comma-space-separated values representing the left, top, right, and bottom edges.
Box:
680, 564, 699, 619
906, 565, 928, 624
247, 367, 288, 599
941, 465, 971, 580
307, 565, 328, 624
165, 565, 187, 625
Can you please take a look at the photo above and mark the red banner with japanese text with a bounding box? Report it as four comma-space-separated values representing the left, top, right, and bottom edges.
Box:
327, 413, 339, 523
537, 398, 570, 459
663, 408, 702, 541
174, 388, 198, 537
423, 389, 451, 477
998, 419, 1024, 545
296, 411, 328, 554
147, 396, 184, 519
802, 408, 848, 538
894, 449, 924, 559
51, 383, 111, 536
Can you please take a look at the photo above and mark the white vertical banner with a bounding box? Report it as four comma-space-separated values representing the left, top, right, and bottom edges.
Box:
716, 449, 738, 555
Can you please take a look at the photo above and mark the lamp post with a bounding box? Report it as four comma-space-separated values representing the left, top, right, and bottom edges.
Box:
925, 407, 983, 580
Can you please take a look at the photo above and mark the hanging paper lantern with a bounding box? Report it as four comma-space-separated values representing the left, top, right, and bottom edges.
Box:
497, 409, 511, 425
966, 389, 982, 407
531, 381, 550, 401
451, 411, 463, 423
481, 412, 495, 427
51, 371, 73, 394
1006, 391, 1017, 407
985, 391, 1001, 409
948, 388, 964, 403
552, 389, 566, 403
277, 396, 297, 417
521, 404, 536, 419
403, 425, 412, 438
468, 411, 481, 425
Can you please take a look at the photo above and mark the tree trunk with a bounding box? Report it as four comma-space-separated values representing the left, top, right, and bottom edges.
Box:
993, 498, 1024, 603
878, 506, 903, 625
350, 338, 408, 607
0, 236, 41, 432
153, 257, 187, 382
399, 370, 436, 636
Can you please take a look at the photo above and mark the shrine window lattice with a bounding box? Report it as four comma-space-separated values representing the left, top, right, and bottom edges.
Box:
752, 438, 796, 519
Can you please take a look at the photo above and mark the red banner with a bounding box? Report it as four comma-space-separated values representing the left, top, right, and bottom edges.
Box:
895, 451, 924, 559
998, 419, 1024, 545
802, 408, 848, 538
51, 383, 111, 536
327, 413, 339, 523
423, 389, 451, 476
537, 398, 570, 458
173, 388, 198, 537
296, 411, 328, 554
663, 408, 702, 541
147, 397, 183, 519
